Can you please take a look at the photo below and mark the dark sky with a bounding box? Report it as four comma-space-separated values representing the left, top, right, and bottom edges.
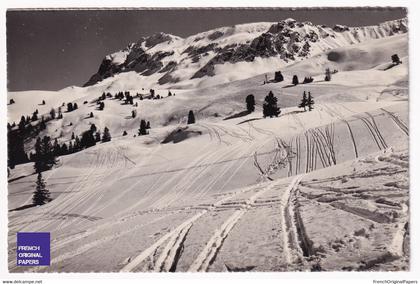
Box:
7, 7, 406, 91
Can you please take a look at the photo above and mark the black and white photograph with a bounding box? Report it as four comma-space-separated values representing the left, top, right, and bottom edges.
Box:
5, 5, 412, 276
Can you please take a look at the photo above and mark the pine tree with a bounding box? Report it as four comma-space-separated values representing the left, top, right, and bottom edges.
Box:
67, 102, 73, 112
90, 124, 97, 133
32, 172, 50, 205
60, 143, 68, 155
57, 107, 63, 119
34, 136, 57, 173
81, 130, 96, 148
7, 130, 28, 168
146, 121, 151, 129
122, 131, 128, 136
132, 110, 137, 118
71, 132, 75, 140
325, 68, 331, 81
102, 127, 111, 142
187, 110, 195, 124
33, 137, 42, 173
42, 100, 45, 105
274, 71, 284, 82
73, 103, 78, 110
50, 108, 56, 119
138, 120, 148, 135
18, 116, 26, 131
53, 138, 61, 156
42, 136, 57, 169
90, 112, 94, 118
262, 91, 280, 118
298, 91, 308, 111
292, 75, 299, 86
246, 94, 255, 113
39, 116, 46, 130
68, 141, 74, 153
95, 131, 101, 142
32, 111, 38, 121
307, 92, 314, 111
74, 136, 81, 151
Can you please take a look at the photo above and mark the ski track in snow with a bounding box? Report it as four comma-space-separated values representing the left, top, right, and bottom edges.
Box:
119, 148, 278, 272
120, 193, 232, 272
121, 150, 296, 272
380, 108, 408, 136
8, 100, 409, 271
187, 209, 245, 272
280, 175, 304, 265
26, 212, 173, 272
153, 222, 193, 272
188, 174, 305, 272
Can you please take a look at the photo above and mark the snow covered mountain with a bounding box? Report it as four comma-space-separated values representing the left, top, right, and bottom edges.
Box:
8, 16, 409, 272
84, 18, 407, 89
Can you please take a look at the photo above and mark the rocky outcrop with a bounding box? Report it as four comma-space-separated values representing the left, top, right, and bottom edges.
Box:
207, 30, 224, 41
158, 72, 180, 85
159, 61, 177, 73
333, 24, 350, 32
144, 32, 176, 48
84, 35, 177, 86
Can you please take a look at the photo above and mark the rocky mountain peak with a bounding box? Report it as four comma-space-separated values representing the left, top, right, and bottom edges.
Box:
84, 18, 407, 88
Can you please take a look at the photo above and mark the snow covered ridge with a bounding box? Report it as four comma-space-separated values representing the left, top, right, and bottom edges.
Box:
84, 18, 407, 88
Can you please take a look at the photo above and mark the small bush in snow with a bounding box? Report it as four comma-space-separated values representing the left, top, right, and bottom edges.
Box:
303, 77, 314, 84
392, 54, 402, 65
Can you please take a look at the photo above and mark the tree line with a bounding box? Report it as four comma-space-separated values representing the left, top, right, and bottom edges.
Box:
245, 90, 315, 117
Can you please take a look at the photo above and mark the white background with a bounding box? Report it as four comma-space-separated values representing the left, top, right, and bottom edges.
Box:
0, 1, 418, 283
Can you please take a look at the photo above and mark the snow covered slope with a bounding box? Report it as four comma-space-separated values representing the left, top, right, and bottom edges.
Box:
8, 101, 409, 272
9, 32, 407, 139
